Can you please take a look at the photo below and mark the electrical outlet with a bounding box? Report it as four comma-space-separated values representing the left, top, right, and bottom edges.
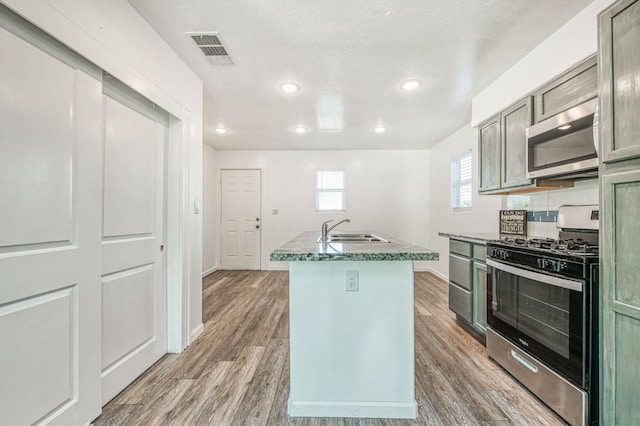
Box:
345, 270, 359, 291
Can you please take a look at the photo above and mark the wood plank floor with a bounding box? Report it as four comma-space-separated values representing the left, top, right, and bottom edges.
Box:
95, 271, 567, 425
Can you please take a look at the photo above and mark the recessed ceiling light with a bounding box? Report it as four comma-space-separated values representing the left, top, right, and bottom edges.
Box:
401, 79, 422, 91
558, 124, 572, 130
215, 128, 227, 134
294, 126, 307, 133
280, 82, 300, 93
374, 127, 386, 133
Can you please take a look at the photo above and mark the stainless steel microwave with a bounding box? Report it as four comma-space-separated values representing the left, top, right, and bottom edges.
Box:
525, 98, 598, 180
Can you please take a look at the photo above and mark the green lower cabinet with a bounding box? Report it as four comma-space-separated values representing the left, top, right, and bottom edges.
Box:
448, 239, 487, 339
472, 262, 487, 333
600, 167, 640, 425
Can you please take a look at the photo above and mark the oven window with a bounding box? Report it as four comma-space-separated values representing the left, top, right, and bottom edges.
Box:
494, 270, 571, 359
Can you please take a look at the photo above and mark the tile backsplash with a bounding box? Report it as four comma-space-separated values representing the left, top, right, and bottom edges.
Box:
512, 179, 599, 238
526, 210, 559, 223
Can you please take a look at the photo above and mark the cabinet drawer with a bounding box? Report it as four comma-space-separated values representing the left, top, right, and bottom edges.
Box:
450, 240, 472, 257
449, 283, 472, 322
472, 244, 487, 262
449, 254, 472, 290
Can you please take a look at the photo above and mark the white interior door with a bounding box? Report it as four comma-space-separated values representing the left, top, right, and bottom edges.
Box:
100, 81, 168, 404
221, 169, 262, 270
0, 12, 102, 425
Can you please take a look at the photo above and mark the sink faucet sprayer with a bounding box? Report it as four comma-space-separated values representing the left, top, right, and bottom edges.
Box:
321, 219, 351, 241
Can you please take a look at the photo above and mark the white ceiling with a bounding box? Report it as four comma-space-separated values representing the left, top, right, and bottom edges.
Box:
129, 0, 593, 151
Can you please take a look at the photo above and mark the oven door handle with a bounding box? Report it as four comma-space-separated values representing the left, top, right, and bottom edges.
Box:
486, 259, 584, 292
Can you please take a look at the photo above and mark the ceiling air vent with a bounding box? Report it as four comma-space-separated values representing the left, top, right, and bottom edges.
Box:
187, 32, 234, 66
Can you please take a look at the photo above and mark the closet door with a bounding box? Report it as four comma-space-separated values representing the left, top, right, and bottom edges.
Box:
100, 77, 168, 404
0, 8, 102, 425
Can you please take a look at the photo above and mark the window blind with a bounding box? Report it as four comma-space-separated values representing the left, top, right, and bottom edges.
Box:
451, 154, 472, 210
316, 170, 345, 211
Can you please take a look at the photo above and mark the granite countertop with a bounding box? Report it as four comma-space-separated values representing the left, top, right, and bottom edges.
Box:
270, 231, 439, 262
438, 231, 501, 243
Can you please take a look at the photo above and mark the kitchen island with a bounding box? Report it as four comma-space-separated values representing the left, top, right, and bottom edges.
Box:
270, 231, 438, 419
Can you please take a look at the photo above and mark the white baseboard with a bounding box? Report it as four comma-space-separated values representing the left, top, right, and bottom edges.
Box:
265, 265, 289, 271
288, 399, 417, 419
202, 266, 219, 277
188, 323, 204, 346
425, 267, 448, 282
413, 265, 431, 272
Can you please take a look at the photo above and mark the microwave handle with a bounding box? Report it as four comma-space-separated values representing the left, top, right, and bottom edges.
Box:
593, 103, 599, 157
486, 259, 583, 292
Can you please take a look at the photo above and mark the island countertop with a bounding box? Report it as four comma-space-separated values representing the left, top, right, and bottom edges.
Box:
270, 231, 439, 262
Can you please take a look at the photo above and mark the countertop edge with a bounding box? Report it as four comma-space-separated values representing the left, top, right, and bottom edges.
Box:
438, 232, 501, 243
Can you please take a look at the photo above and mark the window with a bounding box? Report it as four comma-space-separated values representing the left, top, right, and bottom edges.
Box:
451, 154, 472, 210
316, 169, 345, 211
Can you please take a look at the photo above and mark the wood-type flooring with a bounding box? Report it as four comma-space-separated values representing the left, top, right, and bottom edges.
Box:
95, 270, 566, 425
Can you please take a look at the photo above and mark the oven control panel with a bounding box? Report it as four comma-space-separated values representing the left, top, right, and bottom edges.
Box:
537, 258, 568, 273
490, 248, 511, 260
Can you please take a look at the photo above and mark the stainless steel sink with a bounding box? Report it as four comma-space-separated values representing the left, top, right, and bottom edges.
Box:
318, 233, 389, 243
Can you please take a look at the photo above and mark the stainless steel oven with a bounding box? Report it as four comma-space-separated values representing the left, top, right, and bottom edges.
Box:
487, 257, 591, 387
486, 205, 599, 426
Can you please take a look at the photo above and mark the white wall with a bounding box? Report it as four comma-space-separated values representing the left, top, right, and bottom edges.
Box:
427, 124, 503, 279
472, 0, 616, 125
215, 150, 432, 270
202, 145, 219, 275
3, 0, 204, 348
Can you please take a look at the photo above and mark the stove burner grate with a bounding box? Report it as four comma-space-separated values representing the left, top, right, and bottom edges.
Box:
499, 236, 598, 255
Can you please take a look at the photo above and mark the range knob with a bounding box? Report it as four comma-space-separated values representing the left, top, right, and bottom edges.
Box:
544, 258, 557, 271
559, 261, 568, 272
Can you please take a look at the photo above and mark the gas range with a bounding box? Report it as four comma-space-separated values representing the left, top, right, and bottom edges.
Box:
486, 205, 599, 425
490, 234, 599, 279
490, 205, 599, 277
499, 236, 598, 257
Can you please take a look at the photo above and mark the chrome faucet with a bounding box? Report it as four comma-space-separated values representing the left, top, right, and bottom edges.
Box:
321, 219, 351, 241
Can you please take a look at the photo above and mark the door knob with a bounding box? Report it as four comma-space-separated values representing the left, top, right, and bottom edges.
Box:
256, 224, 260, 229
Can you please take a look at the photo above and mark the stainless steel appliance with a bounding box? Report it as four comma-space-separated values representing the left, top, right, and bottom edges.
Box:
526, 98, 598, 180
486, 205, 599, 426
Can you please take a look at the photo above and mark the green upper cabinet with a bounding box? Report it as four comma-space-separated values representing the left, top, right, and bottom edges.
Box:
476, 57, 602, 196
501, 97, 533, 188
478, 97, 536, 194
534, 55, 597, 123
599, 1, 640, 425
478, 115, 501, 192
599, 0, 640, 163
